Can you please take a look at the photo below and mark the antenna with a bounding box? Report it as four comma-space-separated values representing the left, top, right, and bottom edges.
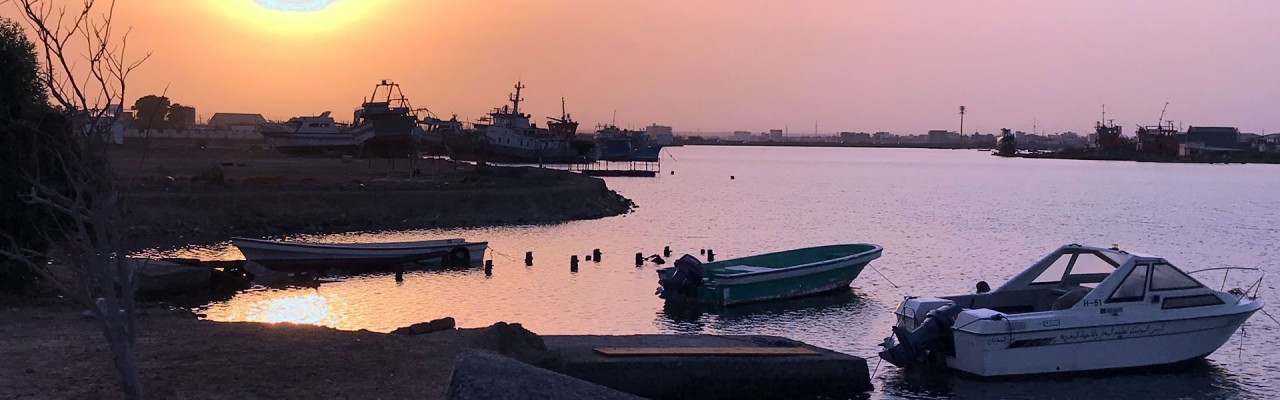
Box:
612, 110, 617, 126
959, 105, 966, 136
1158, 101, 1169, 130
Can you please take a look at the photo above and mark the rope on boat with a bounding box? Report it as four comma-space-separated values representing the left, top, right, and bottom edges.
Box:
870, 357, 883, 379
1259, 308, 1280, 328
487, 246, 523, 263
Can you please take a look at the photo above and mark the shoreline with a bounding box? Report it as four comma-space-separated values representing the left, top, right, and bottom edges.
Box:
111, 143, 635, 251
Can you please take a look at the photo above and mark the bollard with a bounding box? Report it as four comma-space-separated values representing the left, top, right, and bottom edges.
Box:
663, 246, 671, 257
525, 251, 533, 266
485, 260, 493, 276
571, 255, 580, 272
593, 248, 602, 262
707, 249, 715, 262
635, 252, 644, 265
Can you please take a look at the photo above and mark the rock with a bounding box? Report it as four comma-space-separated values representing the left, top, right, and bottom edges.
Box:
447, 350, 642, 400
131, 259, 212, 300
391, 317, 456, 335
490, 322, 556, 366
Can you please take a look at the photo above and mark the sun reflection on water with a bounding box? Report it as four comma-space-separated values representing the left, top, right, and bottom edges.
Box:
214, 290, 349, 328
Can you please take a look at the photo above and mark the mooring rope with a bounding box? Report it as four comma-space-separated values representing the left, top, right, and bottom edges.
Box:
487, 246, 523, 263
868, 263, 900, 289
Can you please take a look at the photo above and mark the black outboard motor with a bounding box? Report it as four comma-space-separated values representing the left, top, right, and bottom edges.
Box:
879, 303, 963, 367
658, 254, 704, 299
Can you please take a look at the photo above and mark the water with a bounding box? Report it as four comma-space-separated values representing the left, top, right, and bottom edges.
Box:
174, 146, 1280, 399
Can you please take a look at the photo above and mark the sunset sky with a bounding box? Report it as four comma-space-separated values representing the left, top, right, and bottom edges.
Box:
5, 0, 1280, 135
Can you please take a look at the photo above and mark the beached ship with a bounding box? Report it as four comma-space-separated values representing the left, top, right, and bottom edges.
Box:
595, 124, 664, 162
352, 80, 423, 158
447, 82, 595, 164
656, 244, 883, 306
258, 111, 356, 155
994, 128, 1017, 156
878, 244, 1262, 377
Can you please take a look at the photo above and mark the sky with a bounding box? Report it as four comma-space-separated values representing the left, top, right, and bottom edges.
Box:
5, 0, 1280, 135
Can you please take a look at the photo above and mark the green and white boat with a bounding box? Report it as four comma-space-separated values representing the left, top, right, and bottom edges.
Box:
656, 244, 883, 306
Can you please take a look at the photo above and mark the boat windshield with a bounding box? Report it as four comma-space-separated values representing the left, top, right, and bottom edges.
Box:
1031, 251, 1120, 284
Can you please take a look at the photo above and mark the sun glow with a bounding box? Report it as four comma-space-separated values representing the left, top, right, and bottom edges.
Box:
206, 0, 400, 36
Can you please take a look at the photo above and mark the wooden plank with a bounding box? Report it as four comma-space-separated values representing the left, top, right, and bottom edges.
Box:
594, 347, 820, 357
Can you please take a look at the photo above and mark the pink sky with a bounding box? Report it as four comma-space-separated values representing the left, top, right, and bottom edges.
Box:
6, 0, 1280, 134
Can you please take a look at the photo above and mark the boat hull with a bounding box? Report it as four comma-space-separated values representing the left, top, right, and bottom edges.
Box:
261, 132, 358, 155
658, 244, 882, 306
947, 309, 1258, 376
231, 237, 487, 271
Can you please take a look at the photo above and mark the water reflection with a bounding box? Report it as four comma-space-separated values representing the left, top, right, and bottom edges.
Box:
878, 358, 1245, 399
657, 288, 874, 334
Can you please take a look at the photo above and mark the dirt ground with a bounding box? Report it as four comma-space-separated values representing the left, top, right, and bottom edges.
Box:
0, 295, 537, 400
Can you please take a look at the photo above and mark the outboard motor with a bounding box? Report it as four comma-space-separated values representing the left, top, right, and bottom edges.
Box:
879, 303, 963, 367
658, 254, 704, 299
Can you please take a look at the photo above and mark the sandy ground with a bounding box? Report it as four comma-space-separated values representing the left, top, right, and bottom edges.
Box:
0, 295, 533, 400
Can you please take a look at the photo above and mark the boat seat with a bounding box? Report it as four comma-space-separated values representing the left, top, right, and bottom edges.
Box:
722, 265, 772, 273
1051, 287, 1091, 310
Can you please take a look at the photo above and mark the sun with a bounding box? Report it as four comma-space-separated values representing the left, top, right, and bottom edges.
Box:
254, 0, 338, 12
207, 0, 398, 36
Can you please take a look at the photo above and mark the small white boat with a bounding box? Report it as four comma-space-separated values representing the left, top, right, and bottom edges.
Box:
879, 244, 1262, 377
258, 112, 357, 155
231, 237, 487, 271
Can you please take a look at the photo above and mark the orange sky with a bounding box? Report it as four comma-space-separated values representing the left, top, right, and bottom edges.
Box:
5, 0, 1280, 134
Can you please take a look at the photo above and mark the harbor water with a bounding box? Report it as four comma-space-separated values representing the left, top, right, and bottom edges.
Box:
173, 146, 1280, 399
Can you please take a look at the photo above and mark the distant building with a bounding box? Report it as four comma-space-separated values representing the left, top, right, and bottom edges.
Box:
839, 131, 872, 143
732, 130, 752, 141
646, 124, 674, 145
768, 129, 783, 141
1185, 126, 1240, 149
1254, 134, 1280, 153
970, 133, 996, 146
873, 131, 894, 143
208, 113, 266, 130
927, 130, 961, 144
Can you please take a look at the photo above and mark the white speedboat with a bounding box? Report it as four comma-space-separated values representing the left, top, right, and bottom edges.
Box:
231, 237, 487, 271
879, 244, 1262, 377
259, 111, 357, 155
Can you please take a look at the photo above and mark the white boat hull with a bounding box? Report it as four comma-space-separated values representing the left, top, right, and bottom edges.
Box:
231, 237, 487, 271
948, 309, 1257, 376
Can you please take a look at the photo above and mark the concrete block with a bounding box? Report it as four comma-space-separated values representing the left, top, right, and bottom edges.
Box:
447, 350, 643, 400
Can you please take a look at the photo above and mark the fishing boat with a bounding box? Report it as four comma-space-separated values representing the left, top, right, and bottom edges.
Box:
351, 80, 423, 158
231, 237, 488, 271
448, 82, 595, 164
595, 124, 663, 162
878, 244, 1263, 377
258, 111, 356, 155
655, 244, 883, 306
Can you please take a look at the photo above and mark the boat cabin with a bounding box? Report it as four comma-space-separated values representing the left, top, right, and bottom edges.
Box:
941, 244, 1222, 315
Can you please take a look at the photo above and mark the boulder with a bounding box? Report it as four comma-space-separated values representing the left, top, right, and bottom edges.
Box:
490, 322, 556, 366
447, 350, 642, 400
131, 259, 212, 300
391, 317, 456, 335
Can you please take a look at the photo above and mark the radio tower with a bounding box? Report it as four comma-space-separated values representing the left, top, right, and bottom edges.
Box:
959, 105, 966, 136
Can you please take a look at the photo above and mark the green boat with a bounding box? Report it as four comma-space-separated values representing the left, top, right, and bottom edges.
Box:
656, 244, 883, 306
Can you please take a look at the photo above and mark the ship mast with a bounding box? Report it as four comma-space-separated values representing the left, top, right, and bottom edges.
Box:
510, 81, 525, 115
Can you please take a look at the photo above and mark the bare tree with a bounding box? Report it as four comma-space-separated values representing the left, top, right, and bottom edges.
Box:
0, 0, 148, 398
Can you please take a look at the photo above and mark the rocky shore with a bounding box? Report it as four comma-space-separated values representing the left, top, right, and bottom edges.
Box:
111, 142, 635, 250
0, 297, 554, 399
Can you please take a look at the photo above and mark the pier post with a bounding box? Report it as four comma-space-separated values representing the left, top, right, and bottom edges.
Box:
395, 265, 404, 282
663, 246, 671, 258
707, 249, 715, 262
571, 255, 579, 272
485, 260, 494, 276
525, 251, 533, 266
592, 249, 602, 262
635, 252, 644, 265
